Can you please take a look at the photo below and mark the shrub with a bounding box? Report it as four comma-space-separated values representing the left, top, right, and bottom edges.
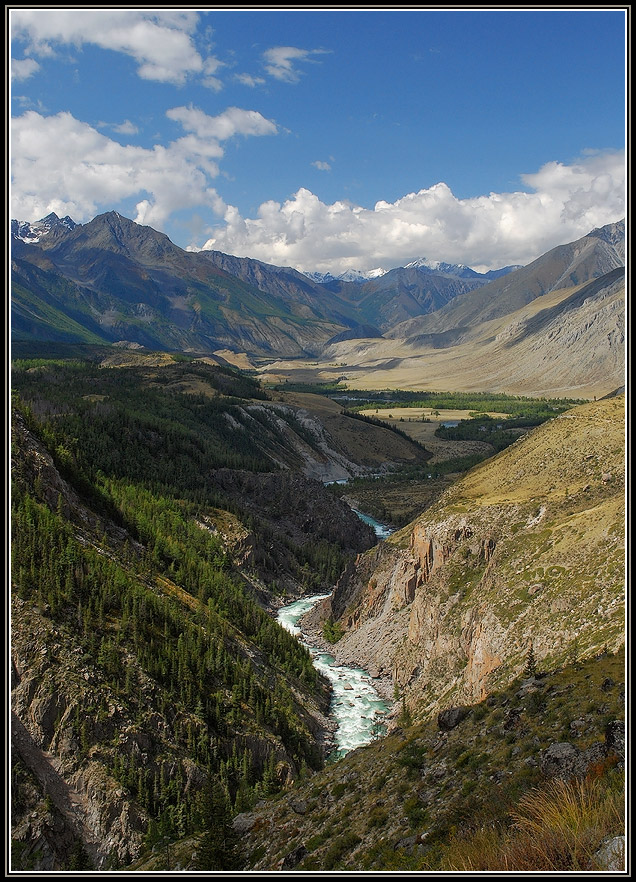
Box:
507, 776, 624, 870
331, 781, 347, 799
322, 832, 362, 869
403, 795, 427, 828
367, 806, 389, 829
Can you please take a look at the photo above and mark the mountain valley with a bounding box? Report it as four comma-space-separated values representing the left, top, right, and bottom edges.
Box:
9, 214, 626, 872
12, 213, 624, 401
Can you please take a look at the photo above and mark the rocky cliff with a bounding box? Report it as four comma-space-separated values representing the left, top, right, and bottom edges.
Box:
10, 402, 337, 869
304, 397, 625, 719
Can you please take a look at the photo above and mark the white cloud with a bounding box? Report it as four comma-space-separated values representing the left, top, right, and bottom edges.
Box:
10, 9, 206, 85
203, 55, 223, 75
235, 73, 266, 88
11, 106, 277, 230
202, 76, 224, 92
312, 160, 332, 171
262, 46, 329, 83
11, 57, 40, 81
111, 119, 139, 136
202, 55, 224, 91
198, 151, 625, 273
166, 105, 277, 140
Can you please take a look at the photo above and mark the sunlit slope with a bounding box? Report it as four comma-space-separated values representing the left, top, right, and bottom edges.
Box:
322, 397, 625, 718
298, 269, 624, 398
442, 395, 625, 508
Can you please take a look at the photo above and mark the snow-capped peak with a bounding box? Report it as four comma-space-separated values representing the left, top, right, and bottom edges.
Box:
11, 212, 78, 244
402, 257, 524, 280
404, 257, 479, 278
303, 266, 388, 284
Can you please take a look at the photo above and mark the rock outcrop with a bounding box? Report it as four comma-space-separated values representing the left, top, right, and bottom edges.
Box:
310, 398, 625, 718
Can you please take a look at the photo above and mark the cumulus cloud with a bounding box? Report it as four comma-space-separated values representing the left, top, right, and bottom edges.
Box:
10, 9, 207, 85
262, 46, 329, 82
11, 105, 277, 230
11, 57, 40, 81
312, 160, 332, 171
198, 151, 625, 273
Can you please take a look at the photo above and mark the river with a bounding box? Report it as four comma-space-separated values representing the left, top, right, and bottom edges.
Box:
276, 508, 393, 760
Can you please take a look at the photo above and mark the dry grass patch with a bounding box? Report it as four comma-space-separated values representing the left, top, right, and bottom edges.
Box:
443, 776, 624, 871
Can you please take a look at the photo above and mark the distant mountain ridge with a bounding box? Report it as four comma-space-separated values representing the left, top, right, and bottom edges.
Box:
11, 211, 624, 378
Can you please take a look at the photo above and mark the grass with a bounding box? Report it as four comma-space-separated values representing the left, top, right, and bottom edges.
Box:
442, 774, 624, 871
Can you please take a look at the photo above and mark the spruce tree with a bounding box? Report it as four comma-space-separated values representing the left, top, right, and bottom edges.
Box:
523, 641, 537, 678
196, 777, 240, 870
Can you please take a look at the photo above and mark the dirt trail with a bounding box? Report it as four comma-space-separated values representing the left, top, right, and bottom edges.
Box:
11, 712, 103, 867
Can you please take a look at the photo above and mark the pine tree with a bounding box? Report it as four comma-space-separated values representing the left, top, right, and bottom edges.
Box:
523, 641, 537, 678
195, 777, 240, 870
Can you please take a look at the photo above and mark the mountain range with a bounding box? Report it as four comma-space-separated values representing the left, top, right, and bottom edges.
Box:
10, 206, 626, 871
13, 210, 610, 364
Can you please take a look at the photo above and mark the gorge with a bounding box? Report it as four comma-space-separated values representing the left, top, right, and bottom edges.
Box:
9, 217, 626, 872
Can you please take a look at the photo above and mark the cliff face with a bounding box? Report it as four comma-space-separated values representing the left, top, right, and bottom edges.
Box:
11, 598, 150, 868
10, 409, 335, 870
318, 398, 625, 719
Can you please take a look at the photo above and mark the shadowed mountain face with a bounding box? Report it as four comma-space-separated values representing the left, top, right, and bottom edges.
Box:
335, 266, 490, 331
10, 211, 519, 355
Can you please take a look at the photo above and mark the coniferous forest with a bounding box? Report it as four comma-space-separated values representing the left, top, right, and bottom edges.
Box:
11, 354, 374, 868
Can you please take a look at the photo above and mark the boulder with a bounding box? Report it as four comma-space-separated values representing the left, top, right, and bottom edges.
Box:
290, 798, 308, 815
437, 706, 470, 731
280, 845, 307, 870
232, 812, 258, 834
593, 835, 625, 871
539, 742, 587, 779
605, 720, 625, 763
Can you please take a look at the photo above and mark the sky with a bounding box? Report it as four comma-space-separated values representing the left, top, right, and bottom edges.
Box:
9, 7, 627, 275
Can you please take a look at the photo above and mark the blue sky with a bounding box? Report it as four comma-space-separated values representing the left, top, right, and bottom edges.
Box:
10, 7, 627, 274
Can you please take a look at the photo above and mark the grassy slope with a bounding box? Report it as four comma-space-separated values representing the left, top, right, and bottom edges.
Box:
257, 275, 625, 399
231, 647, 625, 872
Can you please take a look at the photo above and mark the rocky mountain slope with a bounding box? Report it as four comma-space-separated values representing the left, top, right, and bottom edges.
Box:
229, 647, 624, 872
315, 262, 625, 399
11, 210, 527, 355
387, 220, 625, 343
302, 396, 625, 717
10, 352, 432, 870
